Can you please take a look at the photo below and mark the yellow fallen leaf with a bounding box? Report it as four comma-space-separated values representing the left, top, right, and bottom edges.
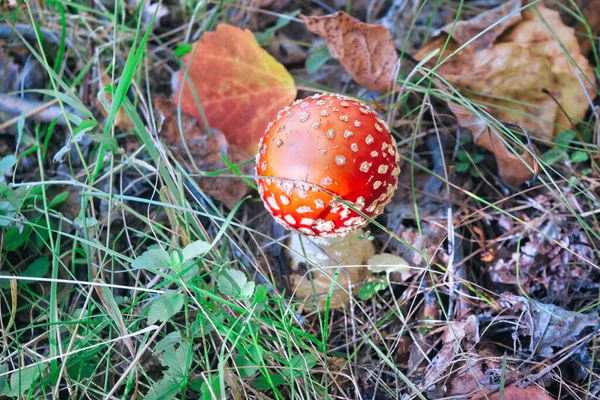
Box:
414, 0, 597, 185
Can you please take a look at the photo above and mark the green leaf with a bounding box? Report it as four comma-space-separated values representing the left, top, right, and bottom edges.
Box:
253, 285, 268, 304
469, 167, 480, 177
0, 182, 20, 209
199, 374, 221, 400
305, 46, 332, 74
454, 162, 471, 173
241, 281, 256, 300
0, 364, 7, 394
358, 281, 387, 301
73, 119, 98, 139
89, 133, 118, 151
147, 290, 184, 325
255, 9, 300, 46
182, 240, 211, 261
253, 373, 285, 390
0, 202, 16, 227
143, 378, 180, 400
162, 342, 191, 379
174, 43, 193, 57
155, 331, 182, 354
5, 225, 30, 251
471, 154, 484, 164
217, 269, 250, 298
0, 155, 16, 175
456, 151, 470, 162
234, 353, 258, 378
541, 147, 565, 165
131, 248, 171, 270
53, 119, 99, 163
286, 353, 318, 376
48, 191, 69, 209
4, 365, 41, 397
555, 130, 576, 151
571, 150, 589, 163
21, 257, 50, 284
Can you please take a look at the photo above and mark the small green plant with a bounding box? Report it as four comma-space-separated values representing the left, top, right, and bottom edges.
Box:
357, 281, 387, 301
254, 10, 301, 46
454, 148, 485, 177
542, 129, 591, 167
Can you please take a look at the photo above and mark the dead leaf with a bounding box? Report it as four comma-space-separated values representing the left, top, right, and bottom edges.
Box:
472, 385, 554, 400
414, 0, 597, 186
301, 11, 398, 93
425, 315, 480, 390
530, 302, 597, 358
285, 230, 374, 310
173, 24, 297, 155
97, 72, 133, 131
548, 0, 600, 57
490, 194, 596, 299
156, 99, 251, 209
449, 102, 535, 185
499, 294, 597, 358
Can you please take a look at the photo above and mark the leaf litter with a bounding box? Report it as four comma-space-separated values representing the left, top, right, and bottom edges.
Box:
2, 1, 600, 399
414, 0, 597, 185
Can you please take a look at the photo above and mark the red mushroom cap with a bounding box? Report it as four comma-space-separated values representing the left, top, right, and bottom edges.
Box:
255, 93, 400, 237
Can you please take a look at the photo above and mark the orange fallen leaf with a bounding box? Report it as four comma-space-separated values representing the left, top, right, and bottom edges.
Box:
414, 0, 597, 185
156, 99, 252, 209
174, 24, 297, 155
471, 385, 554, 400
301, 11, 398, 93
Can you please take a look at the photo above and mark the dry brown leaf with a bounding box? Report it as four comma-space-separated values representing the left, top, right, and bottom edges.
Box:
472, 385, 554, 400
548, 0, 600, 56
156, 99, 251, 209
301, 11, 398, 93
425, 315, 480, 390
414, 0, 597, 186
97, 72, 133, 131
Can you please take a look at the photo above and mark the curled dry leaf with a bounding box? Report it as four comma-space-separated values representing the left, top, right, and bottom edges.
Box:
97, 72, 133, 131
301, 11, 398, 93
156, 99, 252, 209
173, 24, 297, 155
425, 315, 481, 394
285, 230, 374, 310
414, 0, 597, 186
499, 293, 597, 358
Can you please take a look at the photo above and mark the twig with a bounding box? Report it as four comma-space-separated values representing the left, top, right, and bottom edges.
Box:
0, 96, 75, 130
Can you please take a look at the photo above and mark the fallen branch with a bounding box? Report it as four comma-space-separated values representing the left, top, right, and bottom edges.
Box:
0, 96, 77, 130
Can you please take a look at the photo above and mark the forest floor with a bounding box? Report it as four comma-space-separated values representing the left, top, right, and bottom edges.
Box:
0, 0, 599, 399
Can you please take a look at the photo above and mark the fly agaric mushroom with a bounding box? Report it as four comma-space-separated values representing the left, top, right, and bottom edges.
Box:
255, 93, 400, 237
